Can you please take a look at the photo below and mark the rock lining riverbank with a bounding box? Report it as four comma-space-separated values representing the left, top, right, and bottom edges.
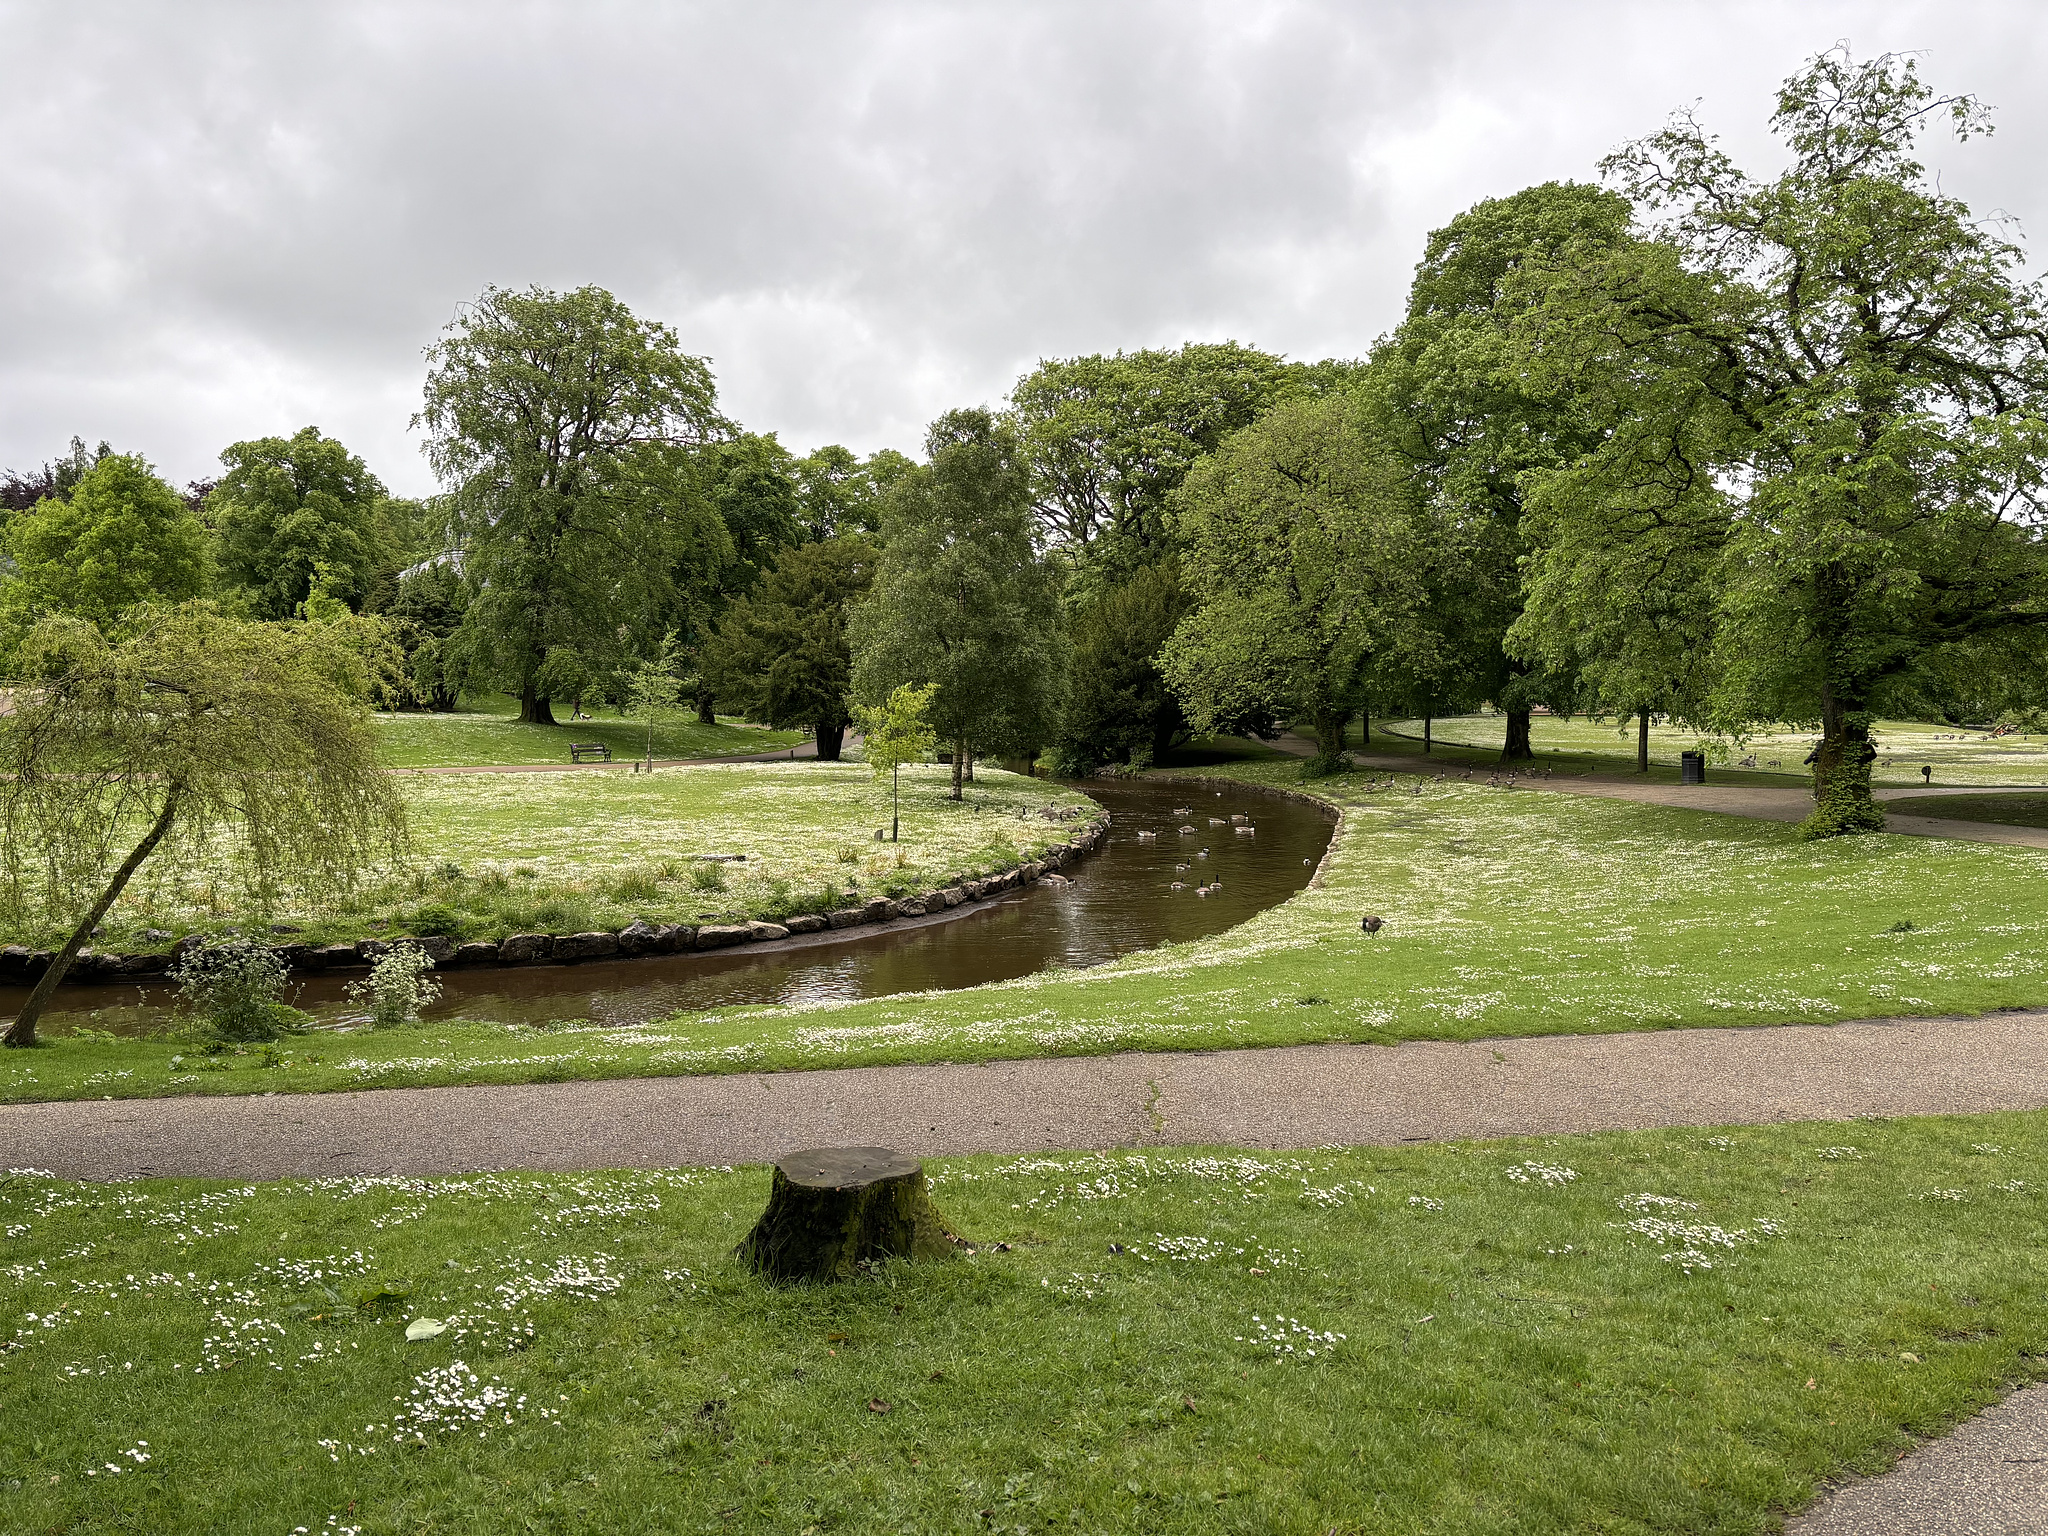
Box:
0, 820, 1111, 988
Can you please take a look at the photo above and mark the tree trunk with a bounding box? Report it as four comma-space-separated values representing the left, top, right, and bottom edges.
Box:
950, 739, 964, 800
5, 784, 182, 1048
1803, 694, 1885, 839
1308, 708, 1347, 767
891, 764, 900, 842
1637, 708, 1651, 774
1423, 714, 1433, 755
814, 722, 845, 762
697, 697, 716, 725
963, 748, 975, 784
519, 683, 556, 725
1501, 709, 1534, 762
1359, 708, 1369, 748
736, 1147, 963, 1284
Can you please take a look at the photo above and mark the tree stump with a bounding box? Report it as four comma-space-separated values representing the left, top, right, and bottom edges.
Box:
736, 1146, 963, 1283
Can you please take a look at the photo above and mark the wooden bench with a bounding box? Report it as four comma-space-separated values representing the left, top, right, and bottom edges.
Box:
569, 741, 612, 763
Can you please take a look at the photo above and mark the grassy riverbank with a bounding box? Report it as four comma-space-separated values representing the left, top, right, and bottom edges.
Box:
371, 700, 806, 769
3, 1112, 2044, 1533
5, 758, 2045, 1104
1385, 714, 2048, 789
5, 763, 1098, 958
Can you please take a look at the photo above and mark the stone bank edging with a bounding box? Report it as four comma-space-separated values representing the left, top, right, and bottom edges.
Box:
0, 819, 1111, 987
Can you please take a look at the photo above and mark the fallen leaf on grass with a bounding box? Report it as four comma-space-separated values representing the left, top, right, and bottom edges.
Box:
404, 1318, 447, 1341
867, 1398, 891, 1415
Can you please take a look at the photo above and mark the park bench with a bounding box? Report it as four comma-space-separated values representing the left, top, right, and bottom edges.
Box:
569, 741, 612, 763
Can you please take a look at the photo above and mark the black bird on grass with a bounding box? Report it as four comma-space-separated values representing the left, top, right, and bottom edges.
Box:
1360, 915, 1385, 937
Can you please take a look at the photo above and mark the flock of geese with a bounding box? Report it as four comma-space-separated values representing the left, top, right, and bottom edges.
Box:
1131, 793, 1265, 896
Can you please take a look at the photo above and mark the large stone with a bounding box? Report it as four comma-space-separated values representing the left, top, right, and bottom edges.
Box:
783, 914, 828, 935
896, 900, 928, 918
938, 887, 965, 909
616, 919, 663, 956
497, 933, 552, 964
655, 924, 694, 952
695, 924, 751, 949
825, 907, 866, 930
552, 931, 620, 962
0, 946, 33, 983
410, 936, 458, 964
112, 952, 169, 977
746, 921, 790, 943
862, 898, 897, 923
450, 941, 500, 967
355, 939, 391, 962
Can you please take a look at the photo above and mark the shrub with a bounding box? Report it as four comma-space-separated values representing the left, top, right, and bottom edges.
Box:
401, 901, 466, 937
346, 943, 444, 1029
171, 942, 300, 1043
689, 862, 728, 892
610, 869, 661, 903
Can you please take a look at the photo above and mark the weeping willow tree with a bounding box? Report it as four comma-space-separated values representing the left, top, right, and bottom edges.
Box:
0, 604, 409, 1046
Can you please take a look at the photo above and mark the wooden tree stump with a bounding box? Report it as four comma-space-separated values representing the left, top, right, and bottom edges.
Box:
736, 1147, 964, 1283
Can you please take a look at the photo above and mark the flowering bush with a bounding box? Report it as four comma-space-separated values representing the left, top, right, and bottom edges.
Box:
347, 944, 443, 1030
170, 942, 299, 1043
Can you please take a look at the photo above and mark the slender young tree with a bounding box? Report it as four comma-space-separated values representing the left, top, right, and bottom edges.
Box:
0, 605, 409, 1046
854, 682, 938, 842
416, 285, 732, 724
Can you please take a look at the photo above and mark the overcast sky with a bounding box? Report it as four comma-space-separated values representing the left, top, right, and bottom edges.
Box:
4, 1, 2045, 497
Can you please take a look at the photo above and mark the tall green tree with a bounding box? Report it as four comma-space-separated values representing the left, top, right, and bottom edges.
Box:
1052, 560, 1195, 772
1371, 181, 1637, 760
207, 426, 386, 619
1161, 393, 1440, 768
1009, 341, 1298, 586
1511, 48, 2048, 835
850, 409, 1065, 797
0, 454, 208, 650
791, 445, 917, 541
416, 284, 733, 724
0, 604, 408, 1046
704, 536, 876, 759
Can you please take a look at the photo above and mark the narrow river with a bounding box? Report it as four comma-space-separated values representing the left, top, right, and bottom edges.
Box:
14, 776, 1335, 1034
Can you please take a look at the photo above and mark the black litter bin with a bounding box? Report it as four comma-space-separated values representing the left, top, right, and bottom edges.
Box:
1680, 750, 1706, 785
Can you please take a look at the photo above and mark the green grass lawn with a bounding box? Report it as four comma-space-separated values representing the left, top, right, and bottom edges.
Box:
1387, 715, 2048, 788
3, 1113, 2043, 1533
371, 699, 807, 768
1893, 792, 2048, 830
23, 763, 1099, 958
11, 758, 2046, 1105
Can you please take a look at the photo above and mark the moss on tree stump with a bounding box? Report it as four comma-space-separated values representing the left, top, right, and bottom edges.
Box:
736, 1147, 964, 1283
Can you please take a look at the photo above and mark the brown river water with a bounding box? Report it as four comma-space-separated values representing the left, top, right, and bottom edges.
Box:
6, 776, 1336, 1035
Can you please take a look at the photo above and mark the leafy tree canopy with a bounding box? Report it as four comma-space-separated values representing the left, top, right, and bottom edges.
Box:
0, 604, 407, 1045
416, 284, 733, 724
791, 444, 917, 541
1162, 392, 1445, 768
1008, 341, 1299, 584
208, 426, 387, 620
0, 453, 209, 652
1508, 47, 2048, 834
850, 409, 1065, 796
705, 536, 876, 759
1051, 560, 1195, 773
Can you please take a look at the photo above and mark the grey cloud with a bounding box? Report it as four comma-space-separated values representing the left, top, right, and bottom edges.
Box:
3, 0, 2045, 495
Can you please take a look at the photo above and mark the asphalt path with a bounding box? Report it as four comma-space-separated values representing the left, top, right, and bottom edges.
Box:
10, 1008, 2048, 1181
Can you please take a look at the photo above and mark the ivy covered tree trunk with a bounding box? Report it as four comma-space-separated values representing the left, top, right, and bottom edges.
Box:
696, 697, 716, 725
1501, 709, 1534, 762
1803, 694, 1886, 839
814, 722, 845, 761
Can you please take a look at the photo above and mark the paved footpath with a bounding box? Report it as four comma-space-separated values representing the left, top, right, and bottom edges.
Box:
9, 1008, 2048, 1181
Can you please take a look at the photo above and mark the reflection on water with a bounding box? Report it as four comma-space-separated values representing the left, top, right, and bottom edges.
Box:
8, 776, 1335, 1034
